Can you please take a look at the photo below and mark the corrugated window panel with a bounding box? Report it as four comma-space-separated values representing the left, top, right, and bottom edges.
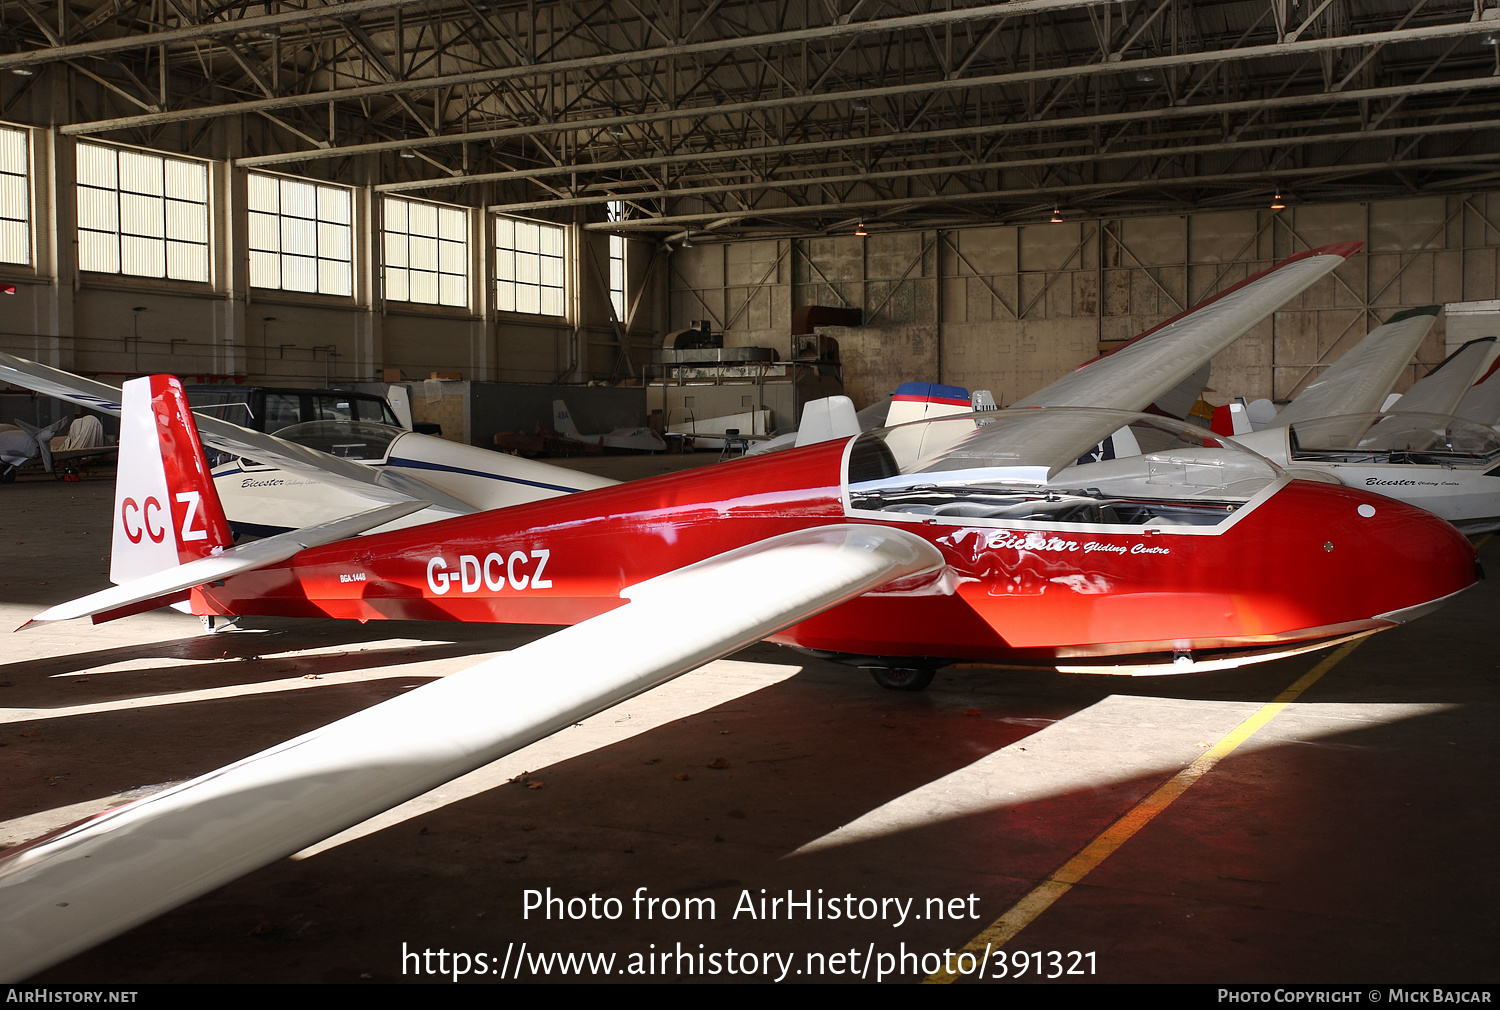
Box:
318, 185, 350, 224
248, 173, 278, 212
384, 231, 408, 269
409, 200, 437, 238
540, 255, 563, 288
283, 254, 317, 292
77, 187, 117, 232
76, 144, 116, 189
281, 179, 316, 219
0, 129, 25, 176
495, 282, 515, 312
248, 210, 278, 252
319, 221, 351, 261
410, 270, 438, 304
438, 237, 465, 276
166, 199, 206, 243
249, 250, 279, 288
165, 159, 206, 203
384, 196, 407, 233
439, 207, 466, 241
516, 283, 540, 315
78, 230, 118, 273
320, 258, 351, 296
495, 248, 514, 282
540, 224, 563, 256
281, 215, 315, 256
517, 251, 539, 285
118, 151, 163, 196
439, 273, 465, 307
120, 192, 164, 238
541, 287, 564, 317
495, 215, 513, 249
385, 268, 409, 302
121, 234, 164, 277
167, 240, 208, 282
516, 221, 539, 253
0, 219, 28, 265
412, 234, 438, 272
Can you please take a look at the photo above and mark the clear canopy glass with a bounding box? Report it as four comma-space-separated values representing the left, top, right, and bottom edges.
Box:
273, 419, 402, 461
1288, 412, 1500, 467
846, 408, 1283, 529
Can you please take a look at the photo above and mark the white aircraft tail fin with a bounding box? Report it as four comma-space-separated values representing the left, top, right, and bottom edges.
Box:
386, 384, 414, 430
552, 400, 582, 438
110, 375, 233, 587
885, 382, 972, 427
794, 396, 860, 448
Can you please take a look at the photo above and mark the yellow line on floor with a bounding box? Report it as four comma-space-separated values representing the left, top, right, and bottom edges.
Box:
924, 639, 1363, 984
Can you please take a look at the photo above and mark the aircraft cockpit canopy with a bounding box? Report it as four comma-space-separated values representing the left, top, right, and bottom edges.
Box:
273, 420, 404, 462
1287, 412, 1500, 468
845, 408, 1284, 531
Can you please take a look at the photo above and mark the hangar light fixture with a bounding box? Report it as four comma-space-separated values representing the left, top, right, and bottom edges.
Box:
1050, 204, 1063, 224
1270, 191, 1286, 210
854, 221, 868, 237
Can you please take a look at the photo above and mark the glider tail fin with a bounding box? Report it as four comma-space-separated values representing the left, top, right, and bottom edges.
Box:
110, 375, 232, 586
552, 400, 582, 438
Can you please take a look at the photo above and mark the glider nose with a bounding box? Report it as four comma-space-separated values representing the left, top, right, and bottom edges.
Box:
1292, 482, 1479, 625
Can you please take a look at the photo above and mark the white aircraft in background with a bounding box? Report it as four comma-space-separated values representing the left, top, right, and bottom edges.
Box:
551, 399, 666, 453
1227, 308, 1500, 532
0, 352, 617, 534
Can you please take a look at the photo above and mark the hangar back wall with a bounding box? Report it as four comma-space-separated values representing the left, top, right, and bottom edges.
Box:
669, 196, 1500, 410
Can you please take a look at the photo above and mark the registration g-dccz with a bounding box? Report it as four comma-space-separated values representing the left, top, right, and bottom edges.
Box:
426, 550, 553, 595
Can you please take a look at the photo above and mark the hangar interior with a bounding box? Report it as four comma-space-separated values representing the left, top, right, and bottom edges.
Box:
0, 0, 1498, 985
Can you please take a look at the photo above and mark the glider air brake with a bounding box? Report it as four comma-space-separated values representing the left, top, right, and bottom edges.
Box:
0, 240, 1482, 981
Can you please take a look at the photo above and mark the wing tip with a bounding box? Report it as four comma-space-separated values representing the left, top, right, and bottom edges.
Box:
1298, 240, 1365, 261
1385, 304, 1443, 323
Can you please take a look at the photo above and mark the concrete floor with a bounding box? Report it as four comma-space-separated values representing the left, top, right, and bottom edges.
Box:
0, 460, 1496, 984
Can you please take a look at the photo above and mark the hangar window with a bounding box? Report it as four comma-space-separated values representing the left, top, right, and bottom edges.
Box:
383, 196, 468, 307
494, 214, 565, 316
0, 126, 29, 266
607, 200, 626, 321
248, 173, 353, 297
76, 142, 209, 282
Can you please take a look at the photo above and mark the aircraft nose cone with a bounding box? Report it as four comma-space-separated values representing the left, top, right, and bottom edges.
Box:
1282, 481, 1478, 624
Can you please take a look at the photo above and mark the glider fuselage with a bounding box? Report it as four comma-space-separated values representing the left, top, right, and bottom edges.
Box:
193, 434, 1478, 670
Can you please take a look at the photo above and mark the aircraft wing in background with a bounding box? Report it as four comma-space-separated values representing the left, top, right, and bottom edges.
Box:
1271, 306, 1441, 428
1013, 242, 1362, 412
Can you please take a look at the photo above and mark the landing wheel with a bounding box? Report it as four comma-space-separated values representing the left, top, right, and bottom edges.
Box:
867, 666, 935, 692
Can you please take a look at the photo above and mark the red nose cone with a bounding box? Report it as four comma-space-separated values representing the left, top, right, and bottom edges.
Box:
1254, 481, 1477, 627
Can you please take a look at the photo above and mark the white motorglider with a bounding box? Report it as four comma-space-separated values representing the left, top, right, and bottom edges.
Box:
1230, 307, 1500, 532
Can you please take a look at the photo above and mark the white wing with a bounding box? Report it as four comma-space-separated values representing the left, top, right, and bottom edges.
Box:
0, 525, 944, 981
1385, 336, 1497, 417
0, 351, 478, 518
1272, 306, 1441, 428
1013, 242, 1360, 411
928, 243, 1364, 471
